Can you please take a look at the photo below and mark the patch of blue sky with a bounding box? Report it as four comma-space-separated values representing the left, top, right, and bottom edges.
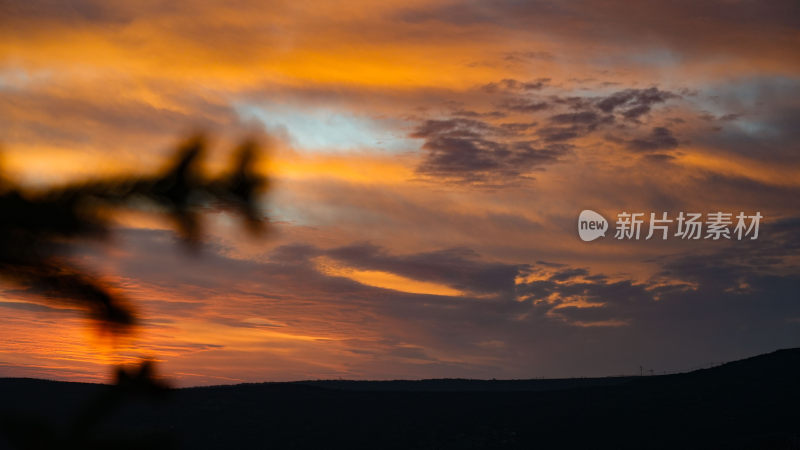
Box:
691, 75, 800, 137
234, 102, 416, 154
0, 67, 52, 90
266, 188, 375, 228
626, 48, 682, 68
0, 68, 28, 90
586, 48, 681, 77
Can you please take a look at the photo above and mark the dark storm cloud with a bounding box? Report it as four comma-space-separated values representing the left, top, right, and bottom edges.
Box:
513, 87, 678, 149
413, 83, 683, 182
451, 109, 507, 119
412, 118, 497, 140
551, 96, 595, 111
410, 118, 569, 183
498, 122, 538, 133
535, 126, 581, 142
498, 85, 677, 128
535, 108, 613, 142
543, 111, 615, 141
627, 127, 679, 151
595, 88, 678, 120
482, 78, 551, 93
549, 111, 606, 125
498, 98, 550, 113
548, 268, 589, 282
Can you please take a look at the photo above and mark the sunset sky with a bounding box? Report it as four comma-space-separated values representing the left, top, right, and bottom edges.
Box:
1, 0, 799, 386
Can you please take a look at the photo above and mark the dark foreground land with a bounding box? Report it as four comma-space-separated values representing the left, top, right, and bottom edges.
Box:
1, 348, 798, 449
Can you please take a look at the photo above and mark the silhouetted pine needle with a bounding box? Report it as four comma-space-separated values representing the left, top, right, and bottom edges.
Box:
0, 135, 267, 333
0, 135, 268, 449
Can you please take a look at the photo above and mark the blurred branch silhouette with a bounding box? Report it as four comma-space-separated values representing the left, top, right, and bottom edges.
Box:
0, 135, 268, 448
0, 135, 267, 332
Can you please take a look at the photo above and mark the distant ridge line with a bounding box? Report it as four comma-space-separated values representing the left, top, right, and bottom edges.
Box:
2, 347, 797, 390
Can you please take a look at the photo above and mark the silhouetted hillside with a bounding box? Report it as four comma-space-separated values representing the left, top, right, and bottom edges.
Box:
290, 375, 636, 392
1, 348, 798, 449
